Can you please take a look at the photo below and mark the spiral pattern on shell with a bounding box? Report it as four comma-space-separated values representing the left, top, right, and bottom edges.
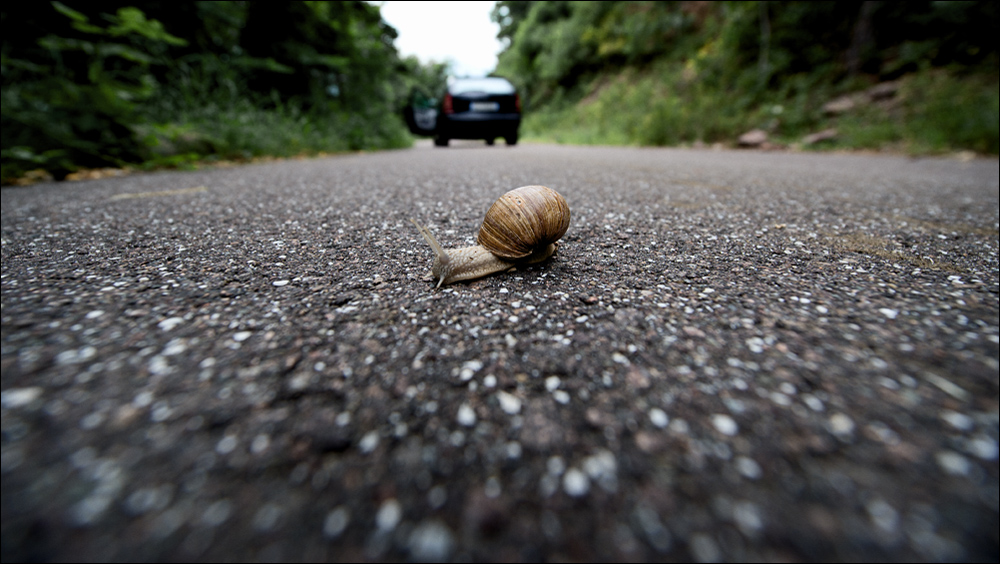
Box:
477, 185, 570, 260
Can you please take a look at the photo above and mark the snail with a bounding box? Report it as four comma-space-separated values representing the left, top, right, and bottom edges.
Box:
411, 185, 570, 287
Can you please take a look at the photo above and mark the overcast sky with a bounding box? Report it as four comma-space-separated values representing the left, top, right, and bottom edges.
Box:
377, 1, 503, 77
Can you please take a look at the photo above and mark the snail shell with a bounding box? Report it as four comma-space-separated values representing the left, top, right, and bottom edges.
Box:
412, 185, 570, 287
478, 185, 571, 259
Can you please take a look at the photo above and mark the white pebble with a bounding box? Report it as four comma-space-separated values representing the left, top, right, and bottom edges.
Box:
866, 498, 899, 533
408, 520, 455, 562
80, 412, 104, 430
936, 450, 970, 476
612, 352, 629, 365
216, 435, 238, 455
457, 404, 476, 427
966, 436, 998, 460
150, 403, 173, 422
802, 394, 825, 412
359, 431, 379, 454
162, 339, 187, 356
70, 495, 112, 526
552, 390, 570, 405
940, 410, 974, 431
86, 310, 105, 319
562, 468, 590, 497
483, 374, 497, 388
251, 434, 271, 454
272, 280, 290, 287
649, 408, 669, 428
496, 391, 521, 415
545, 376, 561, 391
879, 308, 899, 319
582, 450, 618, 493
1, 387, 43, 409
735, 456, 762, 480
56, 346, 96, 365
505, 441, 522, 459
232, 331, 252, 342
732, 501, 764, 535
670, 419, 690, 434
148, 355, 171, 376
323, 506, 350, 538
201, 499, 233, 527
712, 414, 739, 436
459, 360, 483, 381
158, 317, 184, 331
376, 499, 402, 531
828, 413, 855, 437
770, 392, 792, 406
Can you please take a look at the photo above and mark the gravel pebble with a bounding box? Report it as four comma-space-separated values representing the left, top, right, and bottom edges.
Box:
375, 499, 402, 531
456, 403, 477, 427
496, 391, 521, 415
649, 407, 669, 428
711, 414, 739, 436
562, 468, 590, 497
323, 506, 350, 539
0, 387, 43, 409
408, 520, 455, 562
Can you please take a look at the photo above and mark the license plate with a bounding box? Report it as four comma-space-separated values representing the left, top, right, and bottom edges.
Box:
470, 101, 500, 112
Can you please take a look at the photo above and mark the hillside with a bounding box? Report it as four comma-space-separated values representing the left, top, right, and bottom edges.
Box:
491, 1, 999, 154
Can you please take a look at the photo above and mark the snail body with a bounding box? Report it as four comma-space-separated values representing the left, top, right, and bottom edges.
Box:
412, 185, 570, 287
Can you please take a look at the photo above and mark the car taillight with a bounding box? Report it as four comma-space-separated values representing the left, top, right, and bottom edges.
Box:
514, 93, 521, 113
443, 93, 453, 114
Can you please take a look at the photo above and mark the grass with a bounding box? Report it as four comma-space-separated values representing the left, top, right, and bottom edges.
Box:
522, 65, 999, 156
3, 98, 414, 185
141, 99, 412, 165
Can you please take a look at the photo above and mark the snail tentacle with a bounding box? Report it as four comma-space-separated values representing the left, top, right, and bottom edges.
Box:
410, 218, 453, 288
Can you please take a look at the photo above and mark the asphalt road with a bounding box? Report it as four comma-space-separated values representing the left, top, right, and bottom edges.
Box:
2, 142, 998, 562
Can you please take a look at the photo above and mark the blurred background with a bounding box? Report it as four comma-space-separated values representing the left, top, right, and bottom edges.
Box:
2, 1, 997, 185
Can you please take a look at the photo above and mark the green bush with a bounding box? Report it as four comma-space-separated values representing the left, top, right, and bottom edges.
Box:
2, 2, 437, 184
499, 1, 1000, 155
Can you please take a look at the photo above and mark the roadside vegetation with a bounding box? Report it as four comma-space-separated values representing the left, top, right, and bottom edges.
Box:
3, 2, 996, 185
1, 2, 447, 184
491, 1, 998, 155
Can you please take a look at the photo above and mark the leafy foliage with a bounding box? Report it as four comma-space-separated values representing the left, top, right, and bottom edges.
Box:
493, 1, 999, 153
2, 1, 443, 183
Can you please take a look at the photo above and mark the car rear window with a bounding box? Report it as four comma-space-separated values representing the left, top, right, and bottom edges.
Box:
449, 78, 515, 95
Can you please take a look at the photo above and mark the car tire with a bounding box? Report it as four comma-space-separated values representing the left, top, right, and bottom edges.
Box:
434, 136, 449, 147
486, 138, 495, 146
504, 134, 518, 146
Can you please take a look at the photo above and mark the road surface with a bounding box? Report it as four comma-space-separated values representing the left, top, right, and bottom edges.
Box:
2, 142, 998, 561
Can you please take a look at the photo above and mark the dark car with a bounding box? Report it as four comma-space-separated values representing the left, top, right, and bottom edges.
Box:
403, 77, 521, 147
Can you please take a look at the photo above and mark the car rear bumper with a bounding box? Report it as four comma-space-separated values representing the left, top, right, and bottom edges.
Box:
438, 113, 520, 139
